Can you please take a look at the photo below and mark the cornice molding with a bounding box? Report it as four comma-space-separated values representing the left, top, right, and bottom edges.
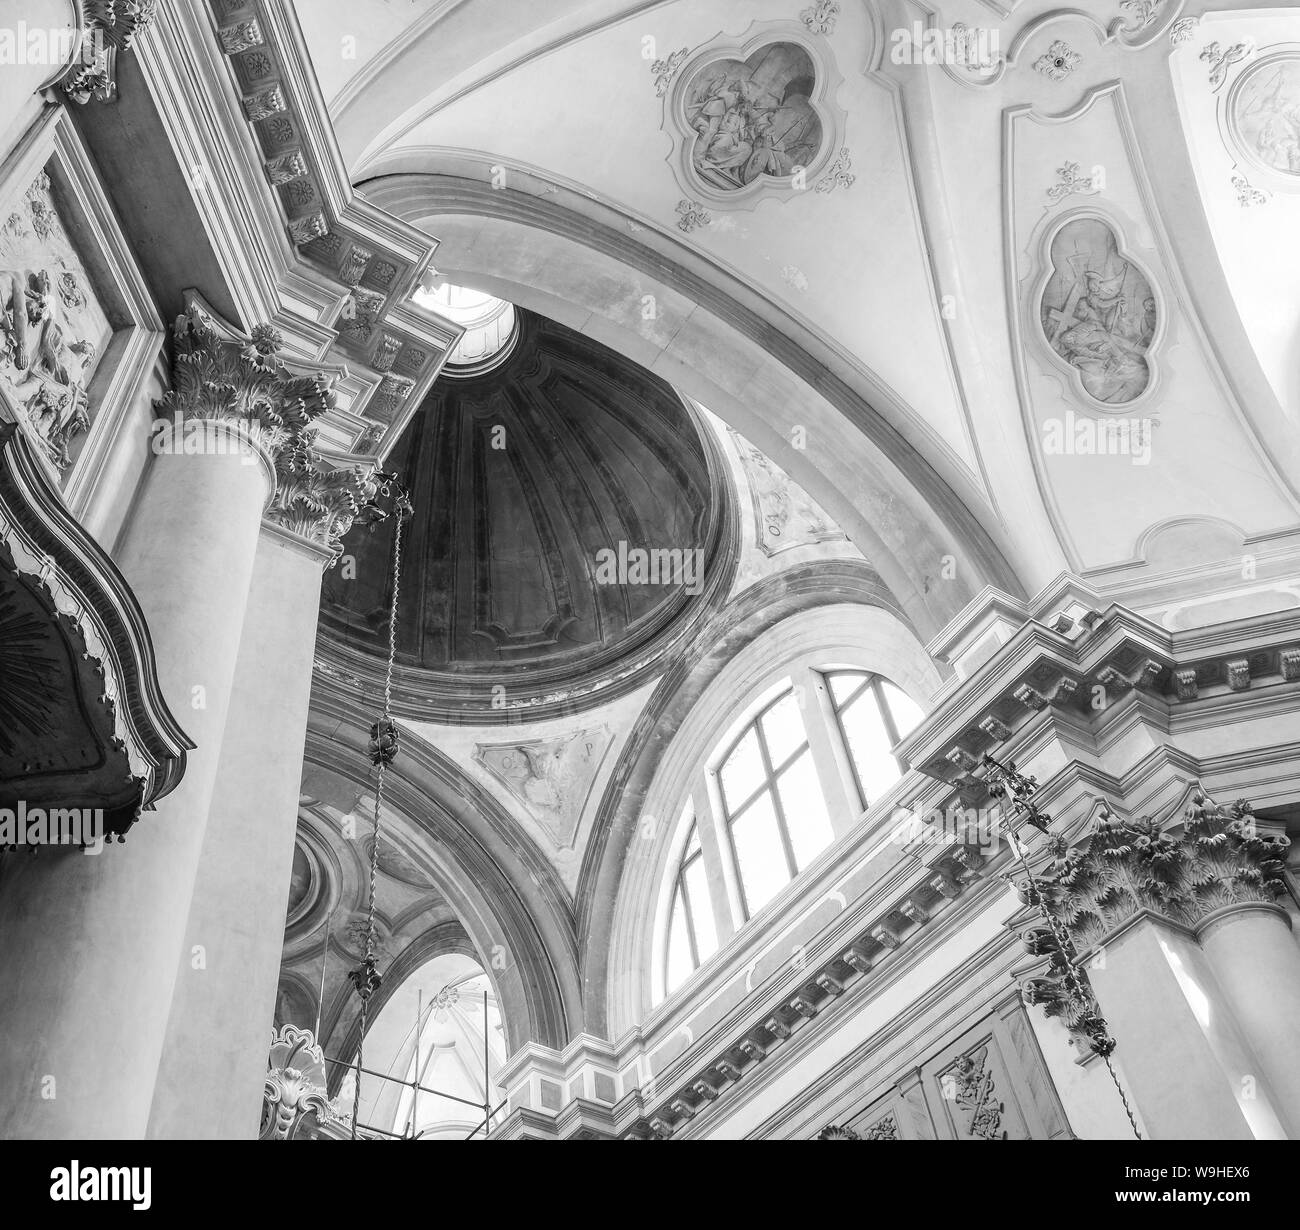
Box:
112, 0, 461, 459
898, 586, 1300, 799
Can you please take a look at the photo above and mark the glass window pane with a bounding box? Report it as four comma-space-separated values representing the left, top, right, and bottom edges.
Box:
777, 751, 835, 870
683, 822, 701, 861
881, 680, 924, 738
719, 727, 765, 813
841, 690, 903, 806
730, 791, 789, 915
760, 690, 806, 769
683, 857, 717, 961
666, 890, 692, 992
828, 671, 871, 708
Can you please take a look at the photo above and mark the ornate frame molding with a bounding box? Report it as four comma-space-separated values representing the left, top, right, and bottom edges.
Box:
661, 20, 846, 211
0, 105, 164, 512
1220, 44, 1300, 198
1025, 204, 1166, 414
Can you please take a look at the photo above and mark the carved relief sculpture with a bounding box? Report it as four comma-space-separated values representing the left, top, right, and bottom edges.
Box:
685, 43, 823, 193
664, 25, 845, 209
1038, 214, 1158, 405
938, 1043, 1007, 1140
1228, 55, 1300, 183
0, 173, 110, 473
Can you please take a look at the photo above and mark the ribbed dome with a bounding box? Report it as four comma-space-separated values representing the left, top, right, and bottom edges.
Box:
318, 310, 735, 719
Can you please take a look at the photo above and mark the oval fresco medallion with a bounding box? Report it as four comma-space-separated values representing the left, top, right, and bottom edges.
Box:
1038, 215, 1158, 406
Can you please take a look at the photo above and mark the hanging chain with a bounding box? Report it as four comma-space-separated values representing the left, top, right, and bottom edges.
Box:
982, 754, 1143, 1141
346, 475, 413, 1139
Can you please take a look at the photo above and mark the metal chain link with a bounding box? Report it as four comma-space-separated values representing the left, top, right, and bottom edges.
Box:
350, 486, 409, 1140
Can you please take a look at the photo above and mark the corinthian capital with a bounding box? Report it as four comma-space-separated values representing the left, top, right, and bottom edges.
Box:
266, 443, 381, 563
1020, 793, 1290, 952
64, 0, 159, 104
154, 298, 337, 476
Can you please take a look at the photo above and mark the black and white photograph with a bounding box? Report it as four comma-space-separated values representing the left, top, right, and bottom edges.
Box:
0, 0, 1297, 1205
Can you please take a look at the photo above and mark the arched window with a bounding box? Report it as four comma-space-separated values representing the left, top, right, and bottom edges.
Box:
824, 670, 925, 809
654, 660, 929, 1005
717, 687, 833, 918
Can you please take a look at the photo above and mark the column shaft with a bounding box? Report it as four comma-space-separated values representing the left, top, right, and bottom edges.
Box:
1086, 916, 1286, 1140
148, 527, 329, 1139
1197, 904, 1300, 1139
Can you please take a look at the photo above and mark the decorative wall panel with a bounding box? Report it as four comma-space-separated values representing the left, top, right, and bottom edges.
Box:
822, 999, 1071, 1140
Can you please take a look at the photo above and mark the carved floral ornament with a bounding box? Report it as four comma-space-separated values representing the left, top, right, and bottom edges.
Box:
1014, 791, 1288, 1056
156, 301, 380, 560
936, 2, 1182, 90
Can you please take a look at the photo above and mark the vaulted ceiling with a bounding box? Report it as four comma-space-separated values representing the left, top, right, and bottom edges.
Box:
318, 309, 736, 718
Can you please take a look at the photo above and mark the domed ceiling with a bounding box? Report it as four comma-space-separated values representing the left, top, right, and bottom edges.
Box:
318, 309, 737, 720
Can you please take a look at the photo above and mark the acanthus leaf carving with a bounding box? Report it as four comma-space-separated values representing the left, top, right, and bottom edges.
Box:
63, 0, 159, 104
155, 302, 337, 476
1017, 793, 1290, 953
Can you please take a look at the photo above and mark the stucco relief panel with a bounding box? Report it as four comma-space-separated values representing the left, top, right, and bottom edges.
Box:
0, 169, 111, 474
663, 23, 846, 210
1036, 211, 1160, 408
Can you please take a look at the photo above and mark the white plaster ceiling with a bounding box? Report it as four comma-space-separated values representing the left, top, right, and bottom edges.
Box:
291, 0, 987, 495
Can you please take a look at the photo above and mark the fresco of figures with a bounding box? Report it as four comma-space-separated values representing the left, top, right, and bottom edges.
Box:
0, 170, 111, 470
1232, 57, 1300, 177
1039, 216, 1157, 406
685, 42, 824, 193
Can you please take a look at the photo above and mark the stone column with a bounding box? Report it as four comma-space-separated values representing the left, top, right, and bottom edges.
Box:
1022, 795, 1297, 1140
1197, 903, 1300, 1136
147, 460, 378, 1139
0, 300, 335, 1138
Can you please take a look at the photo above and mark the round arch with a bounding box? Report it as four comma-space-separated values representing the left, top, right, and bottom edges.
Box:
575, 559, 936, 1036
303, 712, 583, 1057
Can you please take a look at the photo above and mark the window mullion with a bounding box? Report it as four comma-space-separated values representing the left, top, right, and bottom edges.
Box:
874, 677, 906, 772
693, 776, 740, 939
679, 872, 700, 968
804, 666, 863, 833
758, 720, 800, 880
